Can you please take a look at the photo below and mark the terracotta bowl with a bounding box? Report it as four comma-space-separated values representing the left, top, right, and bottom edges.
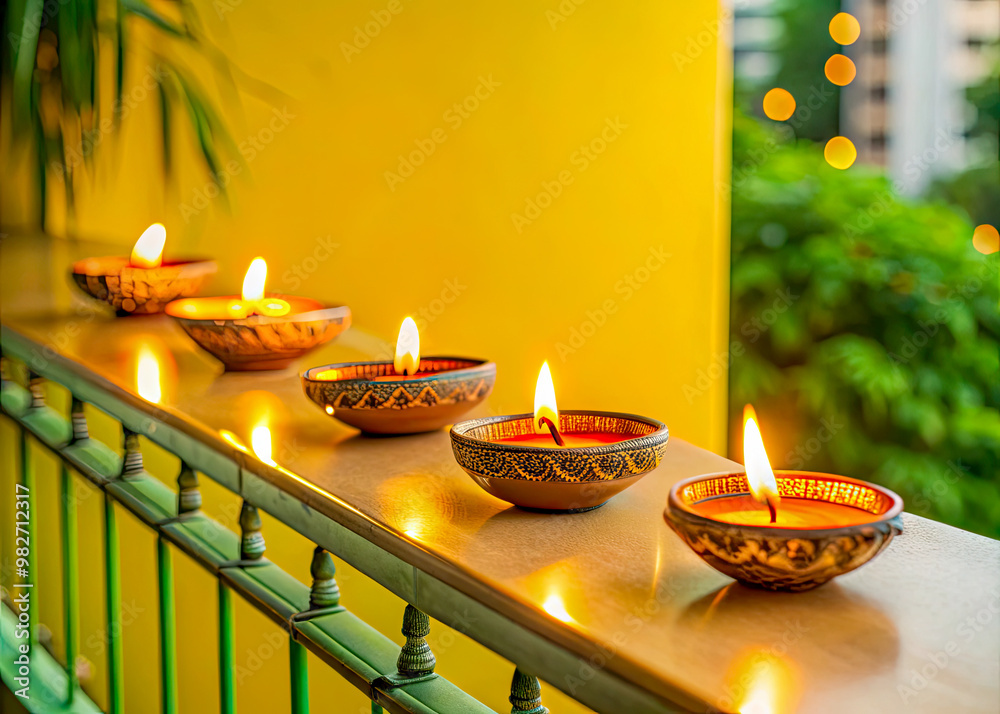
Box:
165, 297, 351, 371
71, 257, 217, 315
664, 471, 904, 592
450, 411, 669, 513
301, 358, 496, 434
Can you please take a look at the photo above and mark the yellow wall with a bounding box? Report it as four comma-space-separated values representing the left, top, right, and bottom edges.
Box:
2, 1, 730, 712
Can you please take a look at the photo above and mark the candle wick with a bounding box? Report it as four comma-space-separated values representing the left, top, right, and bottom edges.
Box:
766, 497, 777, 524
538, 416, 565, 447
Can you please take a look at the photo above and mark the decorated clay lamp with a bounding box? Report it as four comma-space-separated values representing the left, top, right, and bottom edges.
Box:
165, 257, 350, 371
71, 223, 217, 315
301, 317, 496, 434
450, 362, 669, 513
664, 405, 904, 592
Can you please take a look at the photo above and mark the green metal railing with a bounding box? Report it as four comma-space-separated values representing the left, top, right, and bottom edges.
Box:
0, 349, 550, 714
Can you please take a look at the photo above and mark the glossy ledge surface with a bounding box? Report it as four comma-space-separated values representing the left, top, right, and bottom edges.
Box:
3, 236, 999, 714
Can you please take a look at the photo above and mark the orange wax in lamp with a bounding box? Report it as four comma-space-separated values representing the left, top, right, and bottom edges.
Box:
300, 316, 496, 434
167, 257, 300, 319
690, 406, 881, 528
165, 257, 351, 371
71, 223, 217, 314
664, 404, 903, 590
448, 362, 669, 512
496, 362, 632, 449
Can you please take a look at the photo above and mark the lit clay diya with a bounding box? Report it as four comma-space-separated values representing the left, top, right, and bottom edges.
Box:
165, 257, 350, 371
71, 223, 216, 315
663, 406, 903, 592
302, 317, 495, 434
450, 363, 669, 513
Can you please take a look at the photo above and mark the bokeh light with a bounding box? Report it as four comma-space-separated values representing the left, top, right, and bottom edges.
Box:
973, 224, 999, 254
762, 88, 796, 121
829, 12, 861, 45
824, 55, 857, 86
824, 136, 857, 169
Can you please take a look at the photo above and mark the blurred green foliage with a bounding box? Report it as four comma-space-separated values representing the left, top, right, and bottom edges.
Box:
729, 111, 1000, 538
1, 0, 278, 231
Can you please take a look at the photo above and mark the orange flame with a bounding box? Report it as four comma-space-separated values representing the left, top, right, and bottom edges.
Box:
242, 257, 268, 303
743, 405, 781, 512
240, 258, 290, 317
130, 223, 167, 269
533, 362, 559, 434
394, 317, 420, 375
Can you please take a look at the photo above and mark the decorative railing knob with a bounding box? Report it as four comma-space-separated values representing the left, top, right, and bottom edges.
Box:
309, 547, 340, 610
239, 501, 266, 561
122, 426, 143, 476
509, 668, 548, 714
177, 462, 201, 515
70, 396, 89, 442
28, 370, 45, 408
396, 605, 435, 678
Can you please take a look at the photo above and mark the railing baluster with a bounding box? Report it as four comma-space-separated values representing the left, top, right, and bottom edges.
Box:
122, 425, 143, 477
61, 463, 79, 704
396, 605, 436, 679
218, 581, 236, 714
509, 668, 548, 714
158, 536, 177, 714
104, 421, 138, 713
61, 395, 85, 705
104, 490, 124, 714
177, 462, 201, 515
308, 547, 340, 611
60, 395, 90, 705
239, 501, 266, 561
290, 639, 310, 714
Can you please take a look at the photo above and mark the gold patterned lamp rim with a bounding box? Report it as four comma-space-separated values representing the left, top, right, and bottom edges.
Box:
667, 470, 904, 536
451, 411, 668, 458
450, 411, 668, 510
70, 258, 218, 315
302, 357, 495, 387
301, 357, 496, 434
